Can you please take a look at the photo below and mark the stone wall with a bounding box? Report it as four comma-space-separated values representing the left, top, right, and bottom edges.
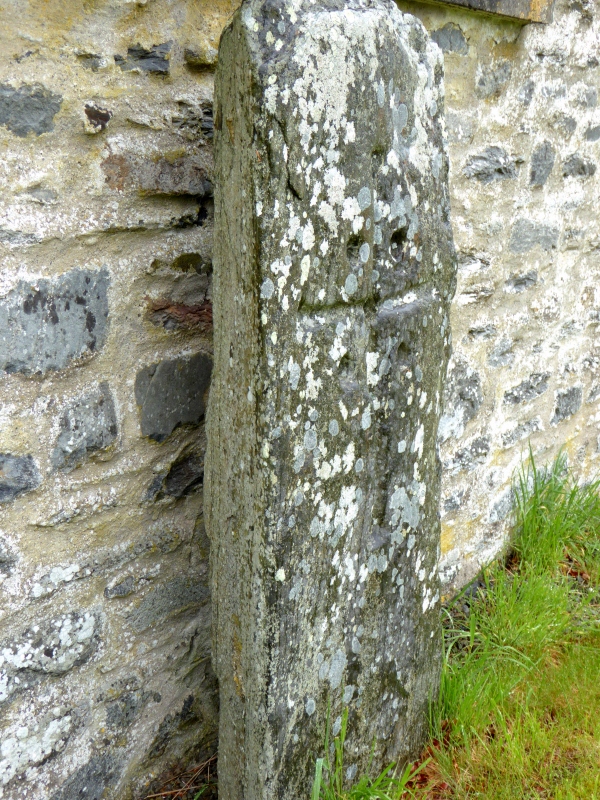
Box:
0, 1, 230, 797
1, 0, 599, 796
395, 0, 600, 591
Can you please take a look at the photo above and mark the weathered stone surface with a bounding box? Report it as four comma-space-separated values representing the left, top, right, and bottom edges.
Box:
509, 218, 559, 253
551, 386, 582, 424
0, 708, 74, 789
114, 43, 171, 74
438, 357, 482, 442
504, 270, 538, 293
0, 538, 16, 576
504, 372, 550, 404
447, 435, 490, 473
0, 612, 98, 705
529, 140, 555, 186
423, 0, 554, 23
585, 124, 600, 141
0, 269, 109, 375
0, 454, 41, 503
101, 152, 213, 197
562, 153, 596, 178
207, 2, 456, 797
134, 353, 212, 442
464, 146, 519, 182
49, 754, 121, 800
51, 382, 118, 471
475, 60, 511, 98
501, 416, 542, 448
431, 22, 468, 54
147, 451, 205, 501
0, 83, 62, 137
488, 336, 514, 367
128, 576, 209, 632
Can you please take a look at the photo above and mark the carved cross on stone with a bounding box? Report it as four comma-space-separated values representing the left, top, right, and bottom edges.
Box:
206, 1, 457, 797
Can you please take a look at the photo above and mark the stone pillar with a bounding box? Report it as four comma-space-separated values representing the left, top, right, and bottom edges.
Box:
206, 1, 456, 797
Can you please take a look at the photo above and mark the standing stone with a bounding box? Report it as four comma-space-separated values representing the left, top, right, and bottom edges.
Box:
206, 2, 456, 798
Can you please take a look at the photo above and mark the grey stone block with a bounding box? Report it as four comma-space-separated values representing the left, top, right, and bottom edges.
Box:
128, 576, 209, 632
504, 372, 550, 404
509, 218, 559, 253
0, 268, 109, 375
529, 140, 555, 186
50, 755, 121, 800
207, 2, 456, 796
585, 124, 600, 141
52, 382, 118, 471
0, 83, 62, 137
475, 60, 511, 98
463, 146, 519, 183
501, 417, 542, 448
504, 270, 538, 293
0, 612, 98, 706
0, 538, 16, 576
0, 454, 41, 503
439, 357, 483, 442
551, 386, 582, 424
134, 353, 213, 442
562, 153, 596, 178
114, 43, 171, 74
431, 23, 468, 54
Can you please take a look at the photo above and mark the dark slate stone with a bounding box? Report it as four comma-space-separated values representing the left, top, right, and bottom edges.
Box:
431, 23, 468, 54
0, 454, 40, 503
463, 146, 518, 183
518, 79, 535, 106
504, 270, 538, 293
504, 372, 550, 404
0, 83, 62, 137
439, 358, 483, 441
488, 337, 514, 368
467, 323, 497, 340
501, 417, 542, 448
448, 435, 490, 472
509, 218, 559, 253
551, 386, 582, 424
52, 382, 118, 471
105, 687, 152, 729
104, 576, 135, 599
147, 452, 205, 501
0, 268, 109, 375
115, 43, 171, 74
562, 153, 596, 178
554, 114, 577, 135
0, 539, 16, 576
50, 755, 121, 800
585, 125, 600, 141
77, 53, 103, 71
475, 60, 511, 98
146, 694, 198, 760
529, 141, 555, 186
128, 576, 209, 632
134, 353, 212, 442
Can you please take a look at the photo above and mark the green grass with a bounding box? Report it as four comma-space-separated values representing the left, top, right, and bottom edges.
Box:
313, 452, 600, 798
422, 451, 600, 798
310, 707, 429, 799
